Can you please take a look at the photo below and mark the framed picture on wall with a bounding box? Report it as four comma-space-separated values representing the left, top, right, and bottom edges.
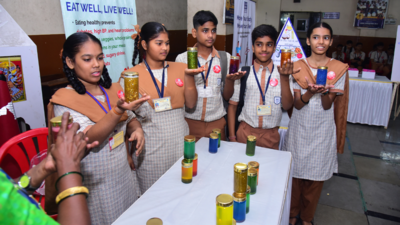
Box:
0, 56, 27, 102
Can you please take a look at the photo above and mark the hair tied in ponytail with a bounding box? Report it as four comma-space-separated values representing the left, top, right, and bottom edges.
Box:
131, 24, 141, 47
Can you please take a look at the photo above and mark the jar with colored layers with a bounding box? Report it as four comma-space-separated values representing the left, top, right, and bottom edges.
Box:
246, 185, 250, 213
184, 135, 196, 159
280, 49, 291, 67
212, 128, 221, 148
187, 47, 198, 69
181, 159, 193, 183
248, 161, 259, 185
50, 115, 73, 143
229, 56, 240, 74
234, 163, 248, 193
193, 153, 198, 177
123, 71, 139, 103
146, 218, 163, 225
246, 135, 256, 156
209, 133, 219, 153
316, 66, 328, 85
248, 168, 257, 194
233, 192, 246, 223
216, 194, 233, 225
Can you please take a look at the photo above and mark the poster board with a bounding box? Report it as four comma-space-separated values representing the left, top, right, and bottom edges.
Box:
223, 0, 234, 24
354, 0, 389, 29
391, 25, 400, 82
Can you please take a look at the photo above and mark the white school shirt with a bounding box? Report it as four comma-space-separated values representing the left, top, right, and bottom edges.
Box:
370, 51, 388, 63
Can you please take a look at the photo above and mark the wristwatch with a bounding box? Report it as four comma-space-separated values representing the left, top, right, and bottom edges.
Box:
18, 173, 39, 192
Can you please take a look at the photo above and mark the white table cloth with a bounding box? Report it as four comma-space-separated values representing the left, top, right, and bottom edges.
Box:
347, 75, 392, 127
113, 138, 293, 225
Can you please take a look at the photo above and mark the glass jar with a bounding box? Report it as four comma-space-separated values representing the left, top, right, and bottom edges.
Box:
209, 133, 219, 153
229, 56, 240, 74
184, 135, 196, 159
233, 192, 246, 223
248, 168, 257, 195
181, 159, 193, 184
212, 128, 222, 148
316, 66, 328, 85
246, 135, 256, 156
234, 163, 248, 193
280, 49, 291, 67
248, 161, 259, 185
193, 153, 198, 177
50, 115, 73, 143
246, 185, 251, 214
123, 71, 139, 103
146, 218, 163, 225
187, 47, 198, 69
216, 194, 233, 225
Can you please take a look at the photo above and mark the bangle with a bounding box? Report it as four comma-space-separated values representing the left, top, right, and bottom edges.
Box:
300, 94, 309, 104
322, 91, 329, 96
112, 107, 124, 116
55, 171, 83, 191
229, 136, 237, 140
56, 186, 89, 204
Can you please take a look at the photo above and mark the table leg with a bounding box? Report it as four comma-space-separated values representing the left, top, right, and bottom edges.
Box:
386, 82, 399, 129
394, 83, 400, 120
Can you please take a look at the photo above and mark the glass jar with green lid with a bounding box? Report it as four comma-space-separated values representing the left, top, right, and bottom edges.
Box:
233, 163, 248, 193
246, 135, 256, 156
184, 135, 196, 159
216, 194, 233, 225
248, 168, 257, 194
187, 47, 198, 69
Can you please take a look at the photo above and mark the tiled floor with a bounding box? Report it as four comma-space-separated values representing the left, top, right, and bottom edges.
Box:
312, 114, 400, 224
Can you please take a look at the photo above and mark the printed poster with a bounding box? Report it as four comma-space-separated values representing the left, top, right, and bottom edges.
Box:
224, 0, 234, 24
354, 0, 389, 29
60, 0, 137, 81
272, 19, 306, 65
0, 56, 26, 102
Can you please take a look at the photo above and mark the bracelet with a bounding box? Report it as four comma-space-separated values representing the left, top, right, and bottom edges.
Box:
112, 107, 124, 116
229, 136, 237, 140
56, 186, 89, 204
322, 91, 330, 96
55, 171, 84, 191
300, 94, 309, 104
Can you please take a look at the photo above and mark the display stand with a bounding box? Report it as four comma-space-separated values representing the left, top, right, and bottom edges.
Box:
387, 82, 400, 128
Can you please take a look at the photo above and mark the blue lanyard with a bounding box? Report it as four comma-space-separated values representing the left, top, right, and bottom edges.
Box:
86, 86, 111, 114
253, 64, 274, 105
144, 60, 168, 98
198, 58, 213, 89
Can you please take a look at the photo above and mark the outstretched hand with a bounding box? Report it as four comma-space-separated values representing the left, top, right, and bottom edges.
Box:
226, 71, 246, 81
185, 65, 206, 76
277, 59, 301, 76
117, 93, 150, 112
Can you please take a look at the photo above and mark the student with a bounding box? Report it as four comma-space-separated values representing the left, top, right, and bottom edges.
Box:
176, 10, 245, 141
47, 32, 149, 224
227, 24, 294, 149
331, 44, 345, 62
370, 42, 388, 74
350, 42, 365, 73
284, 22, 349, 225
342, 40, 354, 63
123, 22, 203, 194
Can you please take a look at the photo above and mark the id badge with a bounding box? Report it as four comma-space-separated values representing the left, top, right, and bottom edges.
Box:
257, 105, 271, 116
109, 130, 124, 151
153, 97, 172, 112
197, 86, 214, 98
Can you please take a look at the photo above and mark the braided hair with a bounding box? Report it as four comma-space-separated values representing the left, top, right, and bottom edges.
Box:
62, 32, 112, 94
131, 22, 169, 67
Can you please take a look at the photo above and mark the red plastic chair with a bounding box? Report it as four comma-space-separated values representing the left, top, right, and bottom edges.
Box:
0, 127, 57, 220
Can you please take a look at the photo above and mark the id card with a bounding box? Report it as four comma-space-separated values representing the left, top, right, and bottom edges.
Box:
153, 97, 172, 112
109, 130, 124, 151
197, 86, 214, 98
257, 105, 271, 116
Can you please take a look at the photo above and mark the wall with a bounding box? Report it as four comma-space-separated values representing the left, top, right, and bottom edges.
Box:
255, 0, 281, 29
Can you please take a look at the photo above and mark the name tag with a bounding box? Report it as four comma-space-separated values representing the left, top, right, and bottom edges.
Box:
257, 105, 271, 116
197, 86, 214, 98
153, 97, 172, 112
109, 130, 124, 151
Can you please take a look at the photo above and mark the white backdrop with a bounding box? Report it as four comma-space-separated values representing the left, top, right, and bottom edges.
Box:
232, 0, 255, 68
391, 25, 400, 82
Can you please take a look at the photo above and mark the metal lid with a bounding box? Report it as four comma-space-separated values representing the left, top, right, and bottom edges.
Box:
234, 163, 248, 173
50, 116, 73, 127
247, 135, 256, 142
187, 47, 198, 51
318, 66, 328, 70
212, 128, 221, 134
248, 168, 257, 176
184, 135, 196, 142
247, 185, 251, 194
210, 133, 219, 139
194, 153, 198, 160
232, 192, 247, 202
281, 49, 291, 52
182, 159, 193, 167
146, 218, 163, 225
123, 71, 138, 77
216, 194, 233, 207
231, 56, 239, 60
248, 161, 259, 169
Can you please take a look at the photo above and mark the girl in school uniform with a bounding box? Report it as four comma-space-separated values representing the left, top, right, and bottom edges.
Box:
121, 22, 203, 194
284, 22, 349, 225
47, 32, 150, 224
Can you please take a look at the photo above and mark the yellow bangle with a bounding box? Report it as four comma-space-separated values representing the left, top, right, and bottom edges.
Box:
56, 186, 89, 204
112, 107, 124, 116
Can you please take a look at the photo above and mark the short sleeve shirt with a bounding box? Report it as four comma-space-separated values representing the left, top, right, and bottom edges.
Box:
350, 51, 365, 60
370, 51, 388, 63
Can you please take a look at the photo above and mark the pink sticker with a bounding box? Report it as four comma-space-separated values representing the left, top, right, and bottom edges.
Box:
327, 71, 336, 80
175, 78, 184, 87
270, 78, 279, 87
213, 65, 221, 73
118, 90, 125, 99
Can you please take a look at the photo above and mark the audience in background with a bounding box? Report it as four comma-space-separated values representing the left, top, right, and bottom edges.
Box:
350, 42, 365, 73
370, 42, 388, 75
332, 44, 345, 62
342, 40, 354, 64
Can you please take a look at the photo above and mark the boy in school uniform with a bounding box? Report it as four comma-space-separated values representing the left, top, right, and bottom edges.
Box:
176, 10, 245, 141
227, 24, 295, 149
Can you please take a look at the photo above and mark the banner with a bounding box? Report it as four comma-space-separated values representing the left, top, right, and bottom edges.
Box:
232, 0, 255, 68
354, 0, 388, 29
391, 25, 400, 82
0, 56, 26, 102
223, 0, 234, 24
60, 0, 137, 81
272, 18, 306, 66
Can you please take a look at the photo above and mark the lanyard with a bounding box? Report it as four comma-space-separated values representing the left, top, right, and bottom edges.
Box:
253, 64, 274, 105
86, 86, 111, 114
198, 58, 213, 89
144, 60, 168, 98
